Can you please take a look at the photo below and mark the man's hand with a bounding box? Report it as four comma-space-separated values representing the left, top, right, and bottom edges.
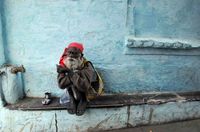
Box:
57, 65, 71, 73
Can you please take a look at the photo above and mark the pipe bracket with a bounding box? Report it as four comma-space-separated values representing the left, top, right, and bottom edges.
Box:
10, 65, 25, 74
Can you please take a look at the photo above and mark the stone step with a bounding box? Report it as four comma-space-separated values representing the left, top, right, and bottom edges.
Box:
5, 91, 200, 111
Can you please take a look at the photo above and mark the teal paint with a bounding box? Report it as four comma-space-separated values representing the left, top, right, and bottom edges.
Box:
0, 1, 6, 109
0, 1, 5, 65
0, 102, 200, 131
128, 101, 200, 127
0, 0, 9, 64
2, 0, 128, 96
0, 107, 128, 131
0, 0, 200, 131
2, 0, 200, 96
131, 0, 200, 40
0, 18, 5, 65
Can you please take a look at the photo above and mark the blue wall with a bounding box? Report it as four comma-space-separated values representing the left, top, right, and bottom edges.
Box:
132, 0, 200, 39
0, 0, 200, 131
2, 0, 127, 96
0, 1, 5, 65
1, 0, 200, 96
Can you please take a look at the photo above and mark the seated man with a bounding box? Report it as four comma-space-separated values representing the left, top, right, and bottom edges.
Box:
57, 42, 103, 116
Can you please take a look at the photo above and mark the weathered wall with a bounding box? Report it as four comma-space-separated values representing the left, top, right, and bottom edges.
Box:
132, 0, 200, 39
0, 0, 5, 110
0, 0, 200, 131
3, 0, 127, 96
2, 0, 200, 96
0, 1, 5, 65
1, 101, 200, 131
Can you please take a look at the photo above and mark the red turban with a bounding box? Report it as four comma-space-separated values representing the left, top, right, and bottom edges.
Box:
68, 42, 84, 53
59, 42, 84, 67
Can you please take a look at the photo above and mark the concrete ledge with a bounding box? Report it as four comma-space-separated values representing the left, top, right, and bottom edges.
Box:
1, 99, 200, 131
5, 91, 200, 111
124, 37, 200, 56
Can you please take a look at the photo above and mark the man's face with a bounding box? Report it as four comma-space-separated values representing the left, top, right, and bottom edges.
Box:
64, 47, 83, 70
66, 47, 82, 58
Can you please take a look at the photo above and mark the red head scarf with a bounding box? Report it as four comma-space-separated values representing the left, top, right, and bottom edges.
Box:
59, 42, 84, 67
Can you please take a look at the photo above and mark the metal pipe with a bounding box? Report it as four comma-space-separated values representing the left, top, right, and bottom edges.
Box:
0, 67, 6, 76
0, 71, 4, 75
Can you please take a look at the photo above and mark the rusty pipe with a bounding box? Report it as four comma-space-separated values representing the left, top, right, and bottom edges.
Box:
0, 71, 4, 75
10, 65, 25, 74
0, 67, 6, 76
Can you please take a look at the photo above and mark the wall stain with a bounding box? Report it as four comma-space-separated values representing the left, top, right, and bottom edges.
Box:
75, 125, 80, 132
87, 115, 113, 131
148, 107, 154, 124
126, 105, 133, 127
30, 123, 33, 132
55, 113, 58, 132
95, 116, 112, 129
19, 122, 30, 132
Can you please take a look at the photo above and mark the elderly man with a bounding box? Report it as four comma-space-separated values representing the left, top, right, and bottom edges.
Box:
57, 42, 103, 116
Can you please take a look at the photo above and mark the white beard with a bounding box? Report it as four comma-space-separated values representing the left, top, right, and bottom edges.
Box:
64, 57, 83, 70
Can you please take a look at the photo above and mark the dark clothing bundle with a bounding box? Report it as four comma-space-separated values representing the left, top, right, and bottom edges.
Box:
57, 59, 103, 101
57, 42, 103, 115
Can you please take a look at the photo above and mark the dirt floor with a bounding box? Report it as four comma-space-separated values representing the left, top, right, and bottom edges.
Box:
106, 119, 200, 132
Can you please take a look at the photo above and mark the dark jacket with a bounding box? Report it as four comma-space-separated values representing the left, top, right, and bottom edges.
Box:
57, 59, 103, 100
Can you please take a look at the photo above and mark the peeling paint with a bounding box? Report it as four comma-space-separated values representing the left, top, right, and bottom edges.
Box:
0, 102, 200, 131
0, 0, 200, 131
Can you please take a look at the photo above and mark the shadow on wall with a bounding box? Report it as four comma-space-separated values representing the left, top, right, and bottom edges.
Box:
0, 0, 9, 64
